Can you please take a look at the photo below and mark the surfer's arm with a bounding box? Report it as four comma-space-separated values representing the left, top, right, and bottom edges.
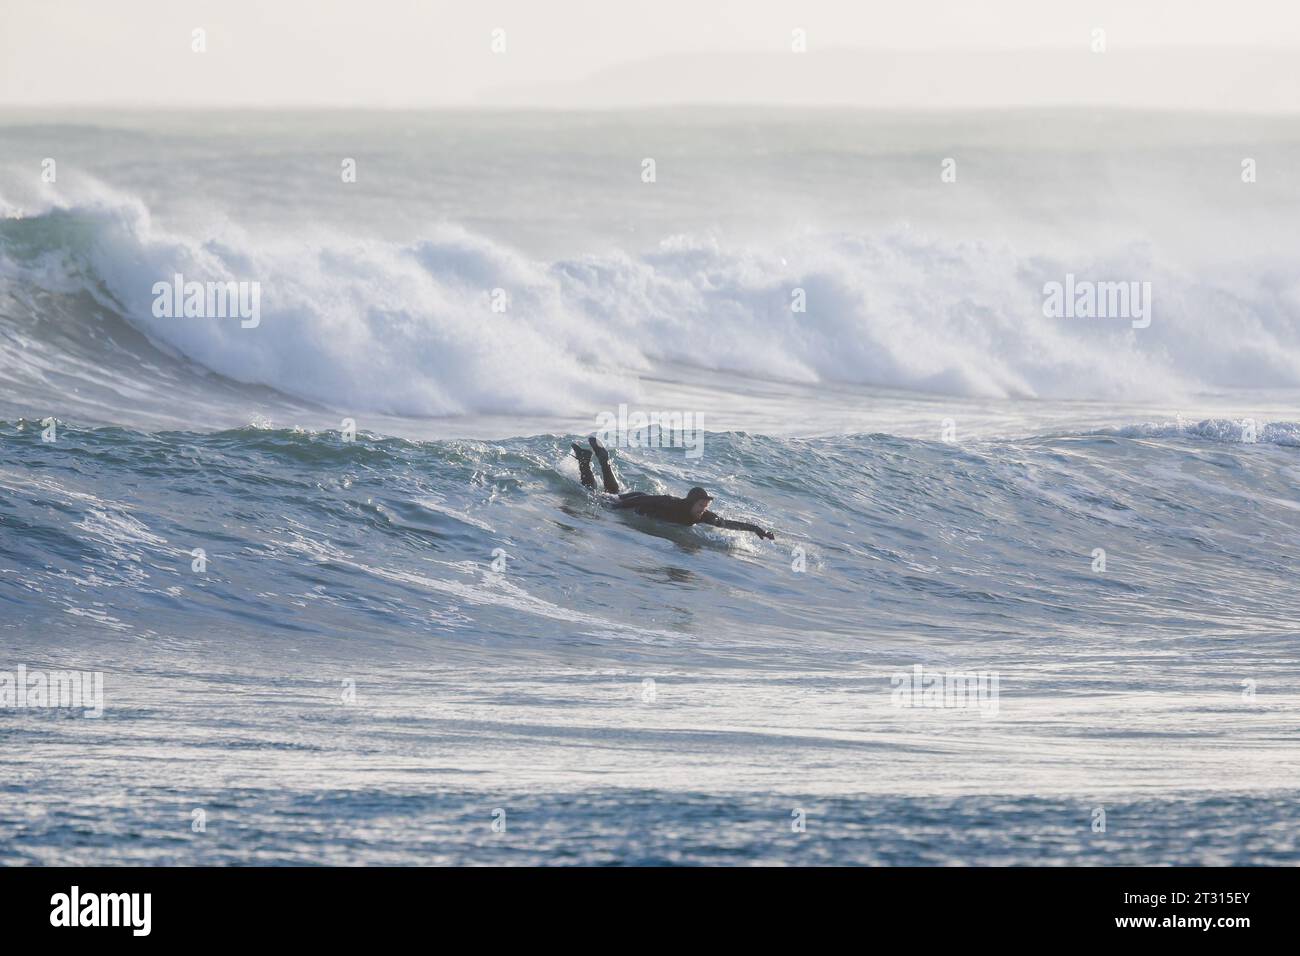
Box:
702, 512, 775, 540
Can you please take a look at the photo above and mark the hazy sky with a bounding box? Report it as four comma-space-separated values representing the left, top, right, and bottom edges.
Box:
3, 0, 1300, 107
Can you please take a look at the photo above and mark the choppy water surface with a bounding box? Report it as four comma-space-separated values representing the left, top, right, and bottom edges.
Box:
2, 109, 1298, 864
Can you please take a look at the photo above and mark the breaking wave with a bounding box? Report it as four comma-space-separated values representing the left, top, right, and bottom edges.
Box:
3, 179, 1300, 419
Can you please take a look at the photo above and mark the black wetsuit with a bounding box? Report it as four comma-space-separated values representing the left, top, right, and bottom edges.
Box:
576, 439, 773, 539
611, 492, 770, 536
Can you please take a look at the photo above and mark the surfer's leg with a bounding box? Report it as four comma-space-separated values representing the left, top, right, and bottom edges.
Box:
572, 443, 596, 489
588, 435, 620, 493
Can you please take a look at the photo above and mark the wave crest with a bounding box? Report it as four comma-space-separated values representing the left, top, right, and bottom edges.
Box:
3, 182, 1300, 417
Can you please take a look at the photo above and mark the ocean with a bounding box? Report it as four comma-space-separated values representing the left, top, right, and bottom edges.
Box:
2, 109, 1298, 864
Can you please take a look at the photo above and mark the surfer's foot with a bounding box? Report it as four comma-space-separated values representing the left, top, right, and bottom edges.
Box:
587, 435, 619, 493
572, 441, 599, 490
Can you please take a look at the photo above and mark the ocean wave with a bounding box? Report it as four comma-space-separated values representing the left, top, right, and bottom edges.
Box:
1093, 418, 1300, 447
3, 181, 1300, 418
3, 423, 1297, 656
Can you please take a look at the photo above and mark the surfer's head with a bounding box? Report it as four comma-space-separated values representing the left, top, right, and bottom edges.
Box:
685, 486, 713, 518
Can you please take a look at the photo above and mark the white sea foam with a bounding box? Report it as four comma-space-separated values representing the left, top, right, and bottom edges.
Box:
4, 181, 1300, 417
1100, 418, 1300, 447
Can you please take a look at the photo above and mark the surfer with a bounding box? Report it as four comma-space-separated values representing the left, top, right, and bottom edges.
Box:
572, 436, 776, 540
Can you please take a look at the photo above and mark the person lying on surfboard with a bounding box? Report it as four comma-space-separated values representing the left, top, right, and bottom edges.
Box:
571, 436, 776, 540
